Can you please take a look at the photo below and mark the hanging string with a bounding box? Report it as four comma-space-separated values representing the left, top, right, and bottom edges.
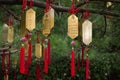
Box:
29, 0, 34, 8
83, 0, 90, 19
22, 0, 27, 12
45, 0, 50, 13
4, 13, 8, 24
70, 40, 76, 77
8, 14, 13, 26
68, 0, 79, 14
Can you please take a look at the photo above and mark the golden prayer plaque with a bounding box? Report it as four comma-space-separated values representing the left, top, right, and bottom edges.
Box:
26, 8, 36, 31
42, 13, 51, 37
7, 26, 14, 43
48, 7, 54, 29
68, 14, 78, 39
35, 43, 42, 58
2, 24, 8, 42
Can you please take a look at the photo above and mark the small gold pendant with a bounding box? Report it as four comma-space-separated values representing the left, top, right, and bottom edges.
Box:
35, 43, 42, 58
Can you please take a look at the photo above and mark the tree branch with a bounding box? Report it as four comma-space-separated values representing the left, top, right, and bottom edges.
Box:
0, 0, 119, 17
0, 5, 20, 21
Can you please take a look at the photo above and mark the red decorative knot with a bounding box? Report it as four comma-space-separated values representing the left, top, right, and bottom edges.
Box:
68, 0, 79, 14
22, 0, 27, 11
82, 0, 90, 19
45, 0, 50, 13
82, 11, 90, 19
21, 33, 32, 42
29, 0, 34, 8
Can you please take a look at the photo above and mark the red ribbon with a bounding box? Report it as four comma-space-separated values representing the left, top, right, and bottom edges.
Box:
71, 49, 75, 77
36, 64, 41, 80
28, 40, 32, 64
68, 0, 79, 14
20, 46, 25, 74
86, 55, 90, 80
22, 0, 27, 11
48, 39, 51, 65
43, 47, 48, 74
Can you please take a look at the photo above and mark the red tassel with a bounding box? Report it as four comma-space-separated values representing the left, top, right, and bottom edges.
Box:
71, 49, 75, 77
43, 47, 48, 74
8, 51, 11, 70
82, 46, 85, 66
36, 64, 41, 80
25, 61, 30, 75
86, 54, 90, 80
20, 45, 25, 74
48, 39, 51, 65
14, 69, 16, 80
4, 69, 8, 78
28, 40, 32, 64
2, 51, 5, 70
78, 53, 80, 71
